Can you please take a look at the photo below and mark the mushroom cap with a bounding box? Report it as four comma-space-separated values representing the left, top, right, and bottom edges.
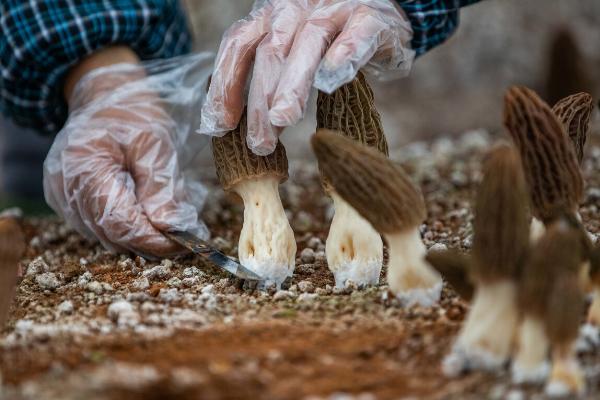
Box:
518, 217, 587, 344
212, 111, 288, 191
545, 27, 592, 106
316, 71, 388, 156
552, 92, 594, 164
503, 86, 584, 223
471, 144, 530, 283
311, 129, 425, 234
425, 249, 474, 301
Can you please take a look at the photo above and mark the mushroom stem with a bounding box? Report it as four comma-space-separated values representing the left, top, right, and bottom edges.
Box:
212, 111, 292, 287
587, 288, 600, 325
546, 344, 585, 397
512, 316, 550, 383
386, 228, 442, 307
233, 177, 296, 288
316, 71, 388, 288
530, 217, 546, 243
446, 280, 519, 373
327, 192, 383, 288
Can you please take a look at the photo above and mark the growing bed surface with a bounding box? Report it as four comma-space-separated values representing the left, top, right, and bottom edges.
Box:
2, 130, 600, 400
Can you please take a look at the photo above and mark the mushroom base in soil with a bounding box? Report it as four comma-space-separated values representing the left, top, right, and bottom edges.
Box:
233, 177, 296, 288
326, 192, 383, 289
512, 316, 550, 384
545, 346, 585, 397
443, 280, 519, 375
386, 228, 441, 307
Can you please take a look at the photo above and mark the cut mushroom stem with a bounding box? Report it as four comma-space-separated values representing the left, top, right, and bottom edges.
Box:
316, 71, 388, 288
0, 216, 26, 326
312, 129, 441, 306
446, 144, 529, 373
212, 111, 295, 288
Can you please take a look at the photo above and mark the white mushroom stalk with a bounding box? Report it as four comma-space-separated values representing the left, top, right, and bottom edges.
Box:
513, 216, 588, 396
312, 129, 441, 306
444, 144, 529, 375
327, 192, 383, 288
386, 227, 441, 307
316, 71, 389, 289
212, 112, 295, 288
233, 177, 296, 287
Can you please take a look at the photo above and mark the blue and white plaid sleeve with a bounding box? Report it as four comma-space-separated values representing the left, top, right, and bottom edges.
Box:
0, 0, 192, 134
397, 0, 483, 56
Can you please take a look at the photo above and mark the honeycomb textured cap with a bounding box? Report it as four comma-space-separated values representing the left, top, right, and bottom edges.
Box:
316, 71, 388, 156
311, 129, 425, 234
518, 219, 586, 345
472, 144, 530, 283
503, 86, 584, 223
212, 110, 288, 191
552, 92, 594, 164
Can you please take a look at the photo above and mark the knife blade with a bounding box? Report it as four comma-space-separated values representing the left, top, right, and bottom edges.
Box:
164, 230, 262, 281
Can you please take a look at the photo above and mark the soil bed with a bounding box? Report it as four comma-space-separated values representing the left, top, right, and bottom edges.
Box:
2, 130, 600, 399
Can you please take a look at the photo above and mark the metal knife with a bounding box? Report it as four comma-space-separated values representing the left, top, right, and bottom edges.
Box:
164, 230, 262, 281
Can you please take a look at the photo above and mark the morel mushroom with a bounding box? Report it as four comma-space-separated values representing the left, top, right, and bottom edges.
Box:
552, 92, 594, 165
503, 86, 584, 241
425, 249, 474, 301
512, 215, 587, 397
0, 216, 26, 326
312, 129, 442, 306
443, 144, 529, 374
315, 71, 388, 288
212, 111, 295, 287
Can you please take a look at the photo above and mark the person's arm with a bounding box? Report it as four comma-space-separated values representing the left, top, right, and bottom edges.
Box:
0, 1, 212, 258
0, 0, 191, 134
396, 0, 486, 56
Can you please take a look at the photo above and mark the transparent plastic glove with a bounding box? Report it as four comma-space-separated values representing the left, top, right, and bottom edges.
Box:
198, 0, 414, 155
44, 53, 214, 258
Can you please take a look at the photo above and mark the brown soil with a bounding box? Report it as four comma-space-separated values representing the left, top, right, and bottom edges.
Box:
2, 132, 600, 400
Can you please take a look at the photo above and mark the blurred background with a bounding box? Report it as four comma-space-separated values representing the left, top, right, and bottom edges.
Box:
2, 0, 600, 206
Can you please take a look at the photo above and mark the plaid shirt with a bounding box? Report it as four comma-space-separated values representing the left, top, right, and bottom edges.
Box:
0, 0, 191, 134
399, 0, 484, 56
0, 0, 481, 134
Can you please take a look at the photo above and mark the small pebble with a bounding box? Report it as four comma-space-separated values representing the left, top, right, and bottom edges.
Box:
26, 257, 49, 276
86, 281, 104, 295
273, 290, 293, 301
57, 300, 74, 315
300, 248, 316, 263
428, 243, 448, 252
132, 276, 150, 290
35, 272, 60, 290
297, 280, 315, 293
297, 293, 318, 303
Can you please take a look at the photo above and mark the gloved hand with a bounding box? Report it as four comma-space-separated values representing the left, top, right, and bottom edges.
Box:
198, 0, 414, 156
44, 53, 214, 258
